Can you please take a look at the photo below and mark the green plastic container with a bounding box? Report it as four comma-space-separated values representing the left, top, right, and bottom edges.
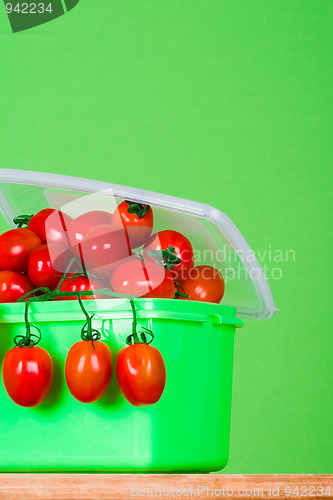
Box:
0, 298, 242, 472
0, 169, 277, 472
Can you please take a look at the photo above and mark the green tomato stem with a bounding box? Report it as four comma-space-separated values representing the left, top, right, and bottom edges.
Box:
13, 214, 34, 228
147, 246, 181, 270
13, 300, 42, 347
77, 294, 101, 346
125, 201, 150, 219
126, 300, 154, 346
174, 281, 190, 299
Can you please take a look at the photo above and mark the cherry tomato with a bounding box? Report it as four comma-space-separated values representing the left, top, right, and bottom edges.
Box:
0, 228, 41, 272
110, 259, 176, 299
28, 244, 64, 290
65, 340, 112, 403
89, 253, 140, 279
68, 211, 113, 257
2, 346, 54, 407
47, 244, 83, 275
112, 201, 153, 248
143, 230, 194, 280
0, 271, 34, 303
80, 224, 131, 270
28, 209, 72, 246
55, 275, 106, 300
116, 343, 166, 406
178, 265, 225, 303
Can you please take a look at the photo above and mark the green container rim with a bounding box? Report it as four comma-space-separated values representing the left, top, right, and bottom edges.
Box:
0, 298, 244, 327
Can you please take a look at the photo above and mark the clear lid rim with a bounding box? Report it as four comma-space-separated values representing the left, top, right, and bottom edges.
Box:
0, 168, 278, 320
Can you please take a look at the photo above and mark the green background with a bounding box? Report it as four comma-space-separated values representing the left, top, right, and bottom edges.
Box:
0, 0, 332, 473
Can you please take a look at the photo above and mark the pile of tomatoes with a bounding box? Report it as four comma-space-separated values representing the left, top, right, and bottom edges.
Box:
0, 201, 225, 409
0, 201, 225, 304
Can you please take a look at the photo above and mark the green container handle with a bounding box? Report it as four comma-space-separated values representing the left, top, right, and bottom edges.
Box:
211, 315, 244, 328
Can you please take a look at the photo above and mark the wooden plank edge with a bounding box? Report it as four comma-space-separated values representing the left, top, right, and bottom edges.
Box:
0, 474, 332, 500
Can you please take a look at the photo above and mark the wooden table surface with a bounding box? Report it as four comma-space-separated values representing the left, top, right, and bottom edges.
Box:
0, 474, 331, 499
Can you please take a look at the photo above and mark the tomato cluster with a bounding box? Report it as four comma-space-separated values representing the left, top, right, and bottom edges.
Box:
2, 338, 166, 408
0, 201, 225, 304
0, 200, 225, 410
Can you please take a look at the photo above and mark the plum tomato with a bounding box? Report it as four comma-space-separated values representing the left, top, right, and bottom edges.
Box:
0, 228, 41, 272
55, 275, 106, 300
178, 265, 225, 303
28, 244, 64, 290
2, 346, 54, 407
143, 230, 194, 281
112, 201, 153, 249
116, 343, 166, 406
110, 259, 176, 299
65, 340, 112, 403
80, 224, 131, 270
67, 211, 113, 257
0, 271, 34, 303
28, 209, 72, 246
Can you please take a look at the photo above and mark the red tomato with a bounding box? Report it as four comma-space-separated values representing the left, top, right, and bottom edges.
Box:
47, 244, 83, 275
116, 343, 166, 406
65, 340, 112, 403
178, 265, 225, 303
80, 225, 131, 269
28, 244, 64, 289
0, 228, 41, 272
28, 209, 72, 246
55, 275, 106, 300
2, 346, 54, 407
111, 259, 176, 299
68, 211, 113, 257
112, 201, 153, 248
0, 271, 34, 303
143, 230, 194, 280
90, 254, 140, 279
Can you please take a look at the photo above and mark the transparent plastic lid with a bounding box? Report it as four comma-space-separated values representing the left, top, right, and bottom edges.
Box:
0, 169, 278, 319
